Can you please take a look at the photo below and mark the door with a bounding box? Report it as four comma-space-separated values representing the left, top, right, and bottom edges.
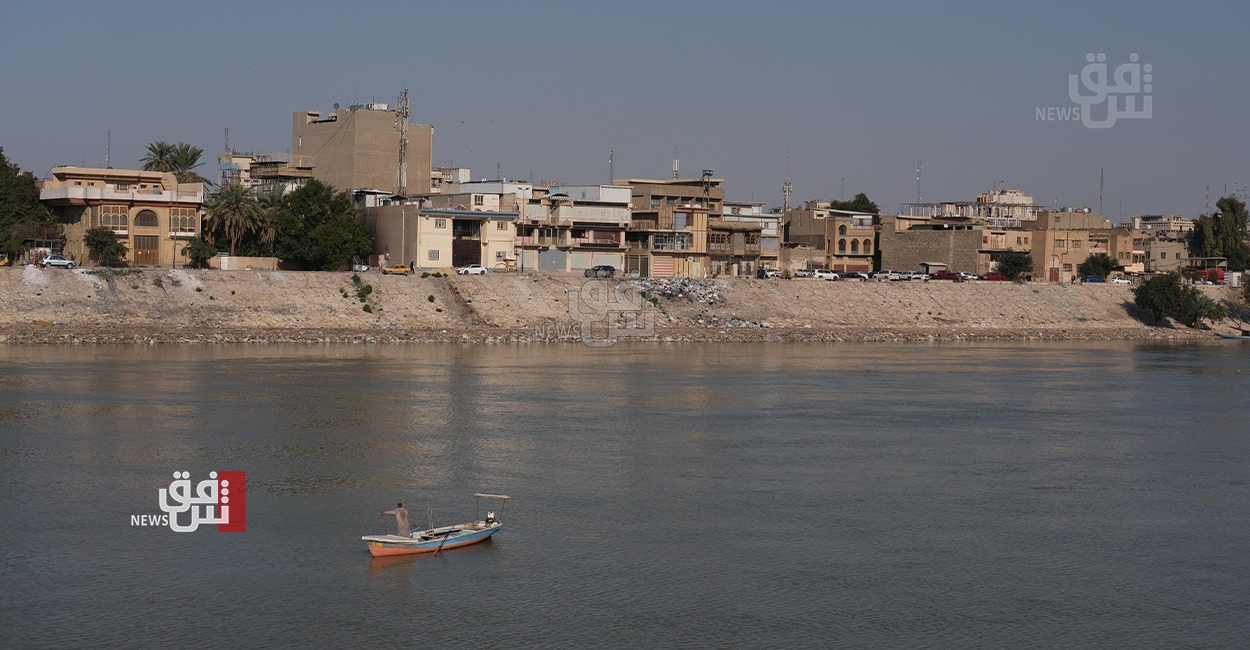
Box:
133, 235, 159, 266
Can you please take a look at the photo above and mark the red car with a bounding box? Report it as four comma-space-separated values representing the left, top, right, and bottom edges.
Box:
980, 272, 1008, 281
930, 270, 965, 282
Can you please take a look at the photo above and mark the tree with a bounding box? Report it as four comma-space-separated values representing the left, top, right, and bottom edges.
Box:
255, 185, 286, 257
181, 237, 216, 269
0, 147, 60, 258
84, 226, 129, 266
1078, 252, 1118, 279
141, 141, 208, 184
995, 250, 1034, 281
829, 193, 880, 223
1189, 196, 1250, 271
273, 180, 373, 270
1132, 272, 1225, 328
204, 183, 261, 256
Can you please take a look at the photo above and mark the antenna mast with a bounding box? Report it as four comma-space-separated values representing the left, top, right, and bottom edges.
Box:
608, 149, 614, 185
672, 146, 679, 180
916, 160, 922, 202
782, 153, 792, 213
106, 130, 111, 169
395, 89, 409, 195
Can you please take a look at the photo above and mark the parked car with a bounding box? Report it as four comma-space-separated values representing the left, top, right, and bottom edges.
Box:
871, 270, 901, 281
381, 265, 411, 275
931, 270, 965, 282
458, 264, 488, 275
900, 271, 930, 281
813, 269, 839, 280
1110, 277, 1131, 285
793, 268, 815, 278
584, 265, 616, 278
756, 267, 780, 279
351, 262, 370, 272
837, 271, 870, 281
1082, 275, 1105, 283
980, 272, 1007, 281
41, 254, 76, 269
956, 271, 979, 281
0, 253, 10, 267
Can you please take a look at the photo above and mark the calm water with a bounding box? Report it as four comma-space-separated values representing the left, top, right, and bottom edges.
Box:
1, 342, 1248, 648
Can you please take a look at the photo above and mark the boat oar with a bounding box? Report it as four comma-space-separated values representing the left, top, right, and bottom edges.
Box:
434, 529, 454, 555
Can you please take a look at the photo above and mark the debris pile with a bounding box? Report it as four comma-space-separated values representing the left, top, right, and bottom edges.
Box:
630, 278, 725, 305
695, 314, 772, 328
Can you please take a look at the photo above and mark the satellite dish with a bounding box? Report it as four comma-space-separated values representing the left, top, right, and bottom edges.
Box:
333, 103, 340, 110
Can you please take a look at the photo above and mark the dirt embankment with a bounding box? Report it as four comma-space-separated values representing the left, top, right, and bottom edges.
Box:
0, 266, 1219, 344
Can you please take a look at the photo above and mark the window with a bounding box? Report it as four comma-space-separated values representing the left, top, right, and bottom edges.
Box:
169, 208, 197, 233
97, 205, 128, 230
473, 194, 484, 206
135, 210, 158, 227
428, 250, 439, 261
496, 221, 507, 230
133, 235, 159, 250
496, 251, 507, 261
650, 197, 660, 209
863, 239, 872, 254
838, 239, 846, 254
434, 219, 447, 229
1016, 237, 1023, 245
1160, 252, 1167, 259
851, 240, 859, 253
838, 225, 847, 235
983, 237, 989, 244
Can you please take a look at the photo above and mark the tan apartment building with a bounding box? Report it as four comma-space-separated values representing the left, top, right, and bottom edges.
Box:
293, 103, 433, 195
723, 201, 781, 270
1144, 238, 1189, 273
1027, 211, 1135, 282
357, 197, 517, 270
624, 204, 709, 277
784, 202, 877, 271
38, 166, 203, 267
519, 184, 631, 273
879, 215, 983, 274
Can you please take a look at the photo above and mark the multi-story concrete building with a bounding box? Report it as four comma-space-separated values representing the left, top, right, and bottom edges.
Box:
786, 201, 877, 272
1132, 214, 1194, 240
1144, 238, 1189, 273
518, 184, 631, 273
879, 215, 983, 275
624, 204, 709, 277
293, 103, 434, 195
218, 151, 314, 193
38, 166, 204, 267
722, 201, 781, 270
899, 188, 1043, 228
357, 195, 517, 270
1028, 211, 1135, 282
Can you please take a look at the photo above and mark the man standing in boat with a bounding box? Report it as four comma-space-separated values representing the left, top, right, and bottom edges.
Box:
380, 502, 412, 537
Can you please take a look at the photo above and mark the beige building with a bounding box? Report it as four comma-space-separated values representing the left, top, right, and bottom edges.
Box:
39, 166, 204, 267
1027, 211, 1135, 282
293, 103, 433, 195
218, 151, 314, 193
723, 201, 781, 269
786, 202, 877, 272
358, 198, 517, 271
518, 184, 631, 273
879, 215, 983, 274
624, 204, 710, 277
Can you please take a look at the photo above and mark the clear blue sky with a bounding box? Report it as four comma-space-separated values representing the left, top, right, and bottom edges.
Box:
3, 0, 1247, 220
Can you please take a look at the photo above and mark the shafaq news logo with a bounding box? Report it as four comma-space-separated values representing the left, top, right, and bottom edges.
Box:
131, 471, 247, 532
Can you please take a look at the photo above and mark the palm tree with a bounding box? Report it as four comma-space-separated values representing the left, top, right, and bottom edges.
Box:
170, 143, 208, 184
255, 185, 286, 256
204, 183, 260, 257
140, 141, 207, 183
140, 141, 175, 173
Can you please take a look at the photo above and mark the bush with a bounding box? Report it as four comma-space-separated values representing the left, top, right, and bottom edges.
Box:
1133, 272, 1225, 328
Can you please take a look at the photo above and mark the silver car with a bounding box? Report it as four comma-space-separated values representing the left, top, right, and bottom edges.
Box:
41, 254, 77, 269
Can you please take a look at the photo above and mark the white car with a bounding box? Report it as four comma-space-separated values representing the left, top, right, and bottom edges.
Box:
41, 254, 76, 269
1110, 277, 1131, 285
813, 269, 839, 280
457, 264, 488, 275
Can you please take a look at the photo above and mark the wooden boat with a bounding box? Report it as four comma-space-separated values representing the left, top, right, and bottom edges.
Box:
1215, 331, 1250, 340
362, 493, 510, 557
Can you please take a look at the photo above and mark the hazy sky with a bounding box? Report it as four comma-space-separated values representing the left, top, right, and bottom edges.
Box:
3, 0, 1247, 220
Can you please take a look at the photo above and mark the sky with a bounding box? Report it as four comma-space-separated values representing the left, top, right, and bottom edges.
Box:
3, 0, 1248, 220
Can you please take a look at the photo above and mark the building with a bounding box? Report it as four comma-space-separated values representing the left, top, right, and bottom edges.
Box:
517, 184, 631, 273
616, 177, 724, 277
899, 188, 1043, 228
1027, 211, 1135, 282
38, 166, 203, 267
1144, 238, 1189, 273
293, 103, 433, 195
785, 201, 877, 272
878, 215, 983, 274
218, 151, 314, 193
722, 201, 781, 270
357, 194, 517, 270
1132, 214, 1194, 240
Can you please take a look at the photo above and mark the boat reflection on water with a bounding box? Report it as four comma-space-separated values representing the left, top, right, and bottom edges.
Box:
366, 538, 502, 575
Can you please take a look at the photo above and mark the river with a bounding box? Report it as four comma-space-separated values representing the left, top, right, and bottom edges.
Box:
1, 342, 1247, 648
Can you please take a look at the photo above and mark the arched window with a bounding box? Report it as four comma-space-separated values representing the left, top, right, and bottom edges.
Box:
863, 239, 872, 254
135, 210, 158, 227
851, 239, 860, 253
838, 225, 847, 236
838, 238, 846, 254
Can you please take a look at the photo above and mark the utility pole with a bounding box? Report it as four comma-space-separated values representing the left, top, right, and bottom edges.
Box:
395, 89, 409, 195
916, 160, 922, 203
608, 149, 614, 185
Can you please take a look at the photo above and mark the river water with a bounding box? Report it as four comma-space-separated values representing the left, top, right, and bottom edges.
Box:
1, 342, 1248, 648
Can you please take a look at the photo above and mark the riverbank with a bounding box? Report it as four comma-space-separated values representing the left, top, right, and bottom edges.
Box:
0, 266, 1220, 344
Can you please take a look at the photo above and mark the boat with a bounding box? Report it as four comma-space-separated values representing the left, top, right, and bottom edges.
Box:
1215, 331, 1250, 340
362, 493, 510, 557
